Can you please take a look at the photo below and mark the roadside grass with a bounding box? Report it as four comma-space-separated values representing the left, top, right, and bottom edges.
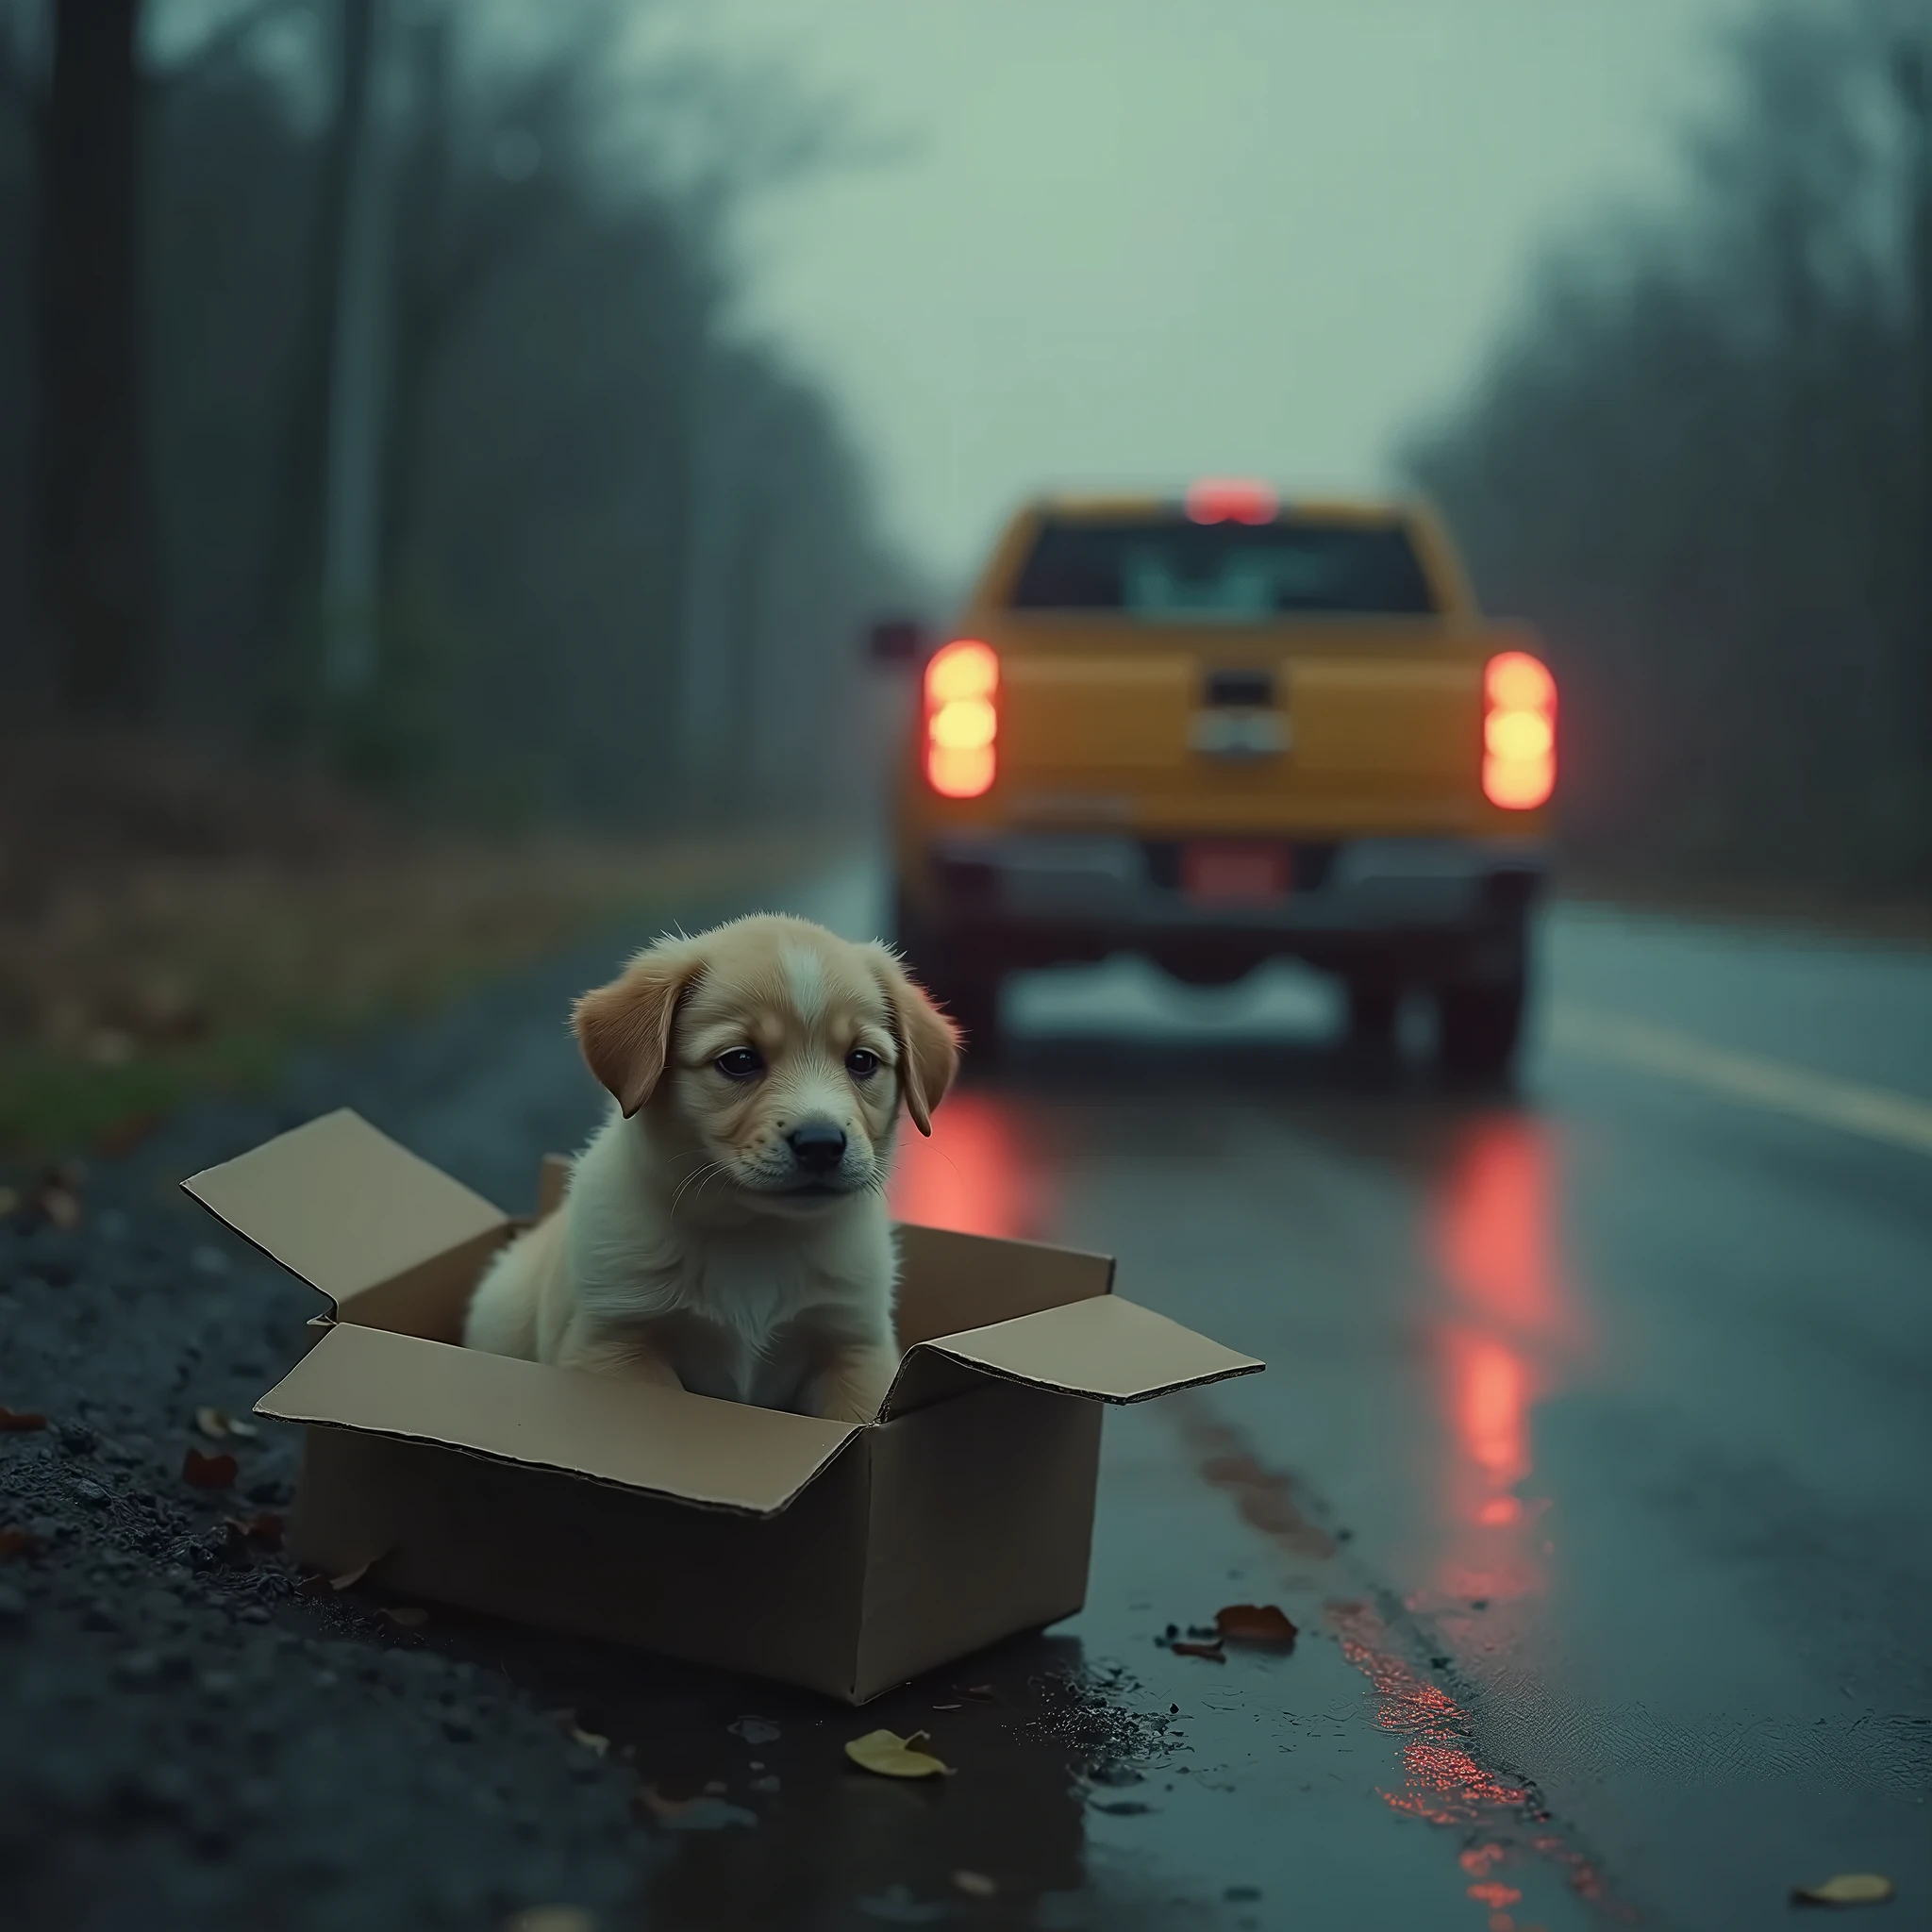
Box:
0, 833, 822, 1161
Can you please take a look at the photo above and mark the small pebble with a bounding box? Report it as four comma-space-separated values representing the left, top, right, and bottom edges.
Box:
115, 1649, 163, 1689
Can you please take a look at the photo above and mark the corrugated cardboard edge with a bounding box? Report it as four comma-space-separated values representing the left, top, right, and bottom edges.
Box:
256, 1324, 864, 1521
908, 1345, 1262, 1407
180, 1109, 508, 1319
879, 1294, 1263, 1420
257, 1404, 863, 1523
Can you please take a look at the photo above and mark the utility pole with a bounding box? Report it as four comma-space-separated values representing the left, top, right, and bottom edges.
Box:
320, 0, 396, 700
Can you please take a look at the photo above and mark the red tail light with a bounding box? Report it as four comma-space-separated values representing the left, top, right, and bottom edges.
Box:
1482, 650, 1556, 809
924, 640, 998, 798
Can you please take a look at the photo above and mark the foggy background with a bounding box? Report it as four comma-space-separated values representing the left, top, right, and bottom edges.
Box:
1, 0, 1928, 883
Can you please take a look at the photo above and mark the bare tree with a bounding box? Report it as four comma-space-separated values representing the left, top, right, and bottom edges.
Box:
1408, 0, 1932, 887
33, 0, 156, 720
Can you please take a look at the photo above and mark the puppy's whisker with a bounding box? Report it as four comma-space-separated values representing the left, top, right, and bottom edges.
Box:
670, 1159, 729, 1216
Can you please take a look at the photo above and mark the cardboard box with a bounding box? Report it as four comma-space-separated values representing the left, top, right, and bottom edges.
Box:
184, 1109, 1262, 1702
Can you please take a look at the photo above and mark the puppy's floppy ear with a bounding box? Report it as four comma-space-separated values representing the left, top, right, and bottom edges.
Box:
869, 945, 960, 1138
574, 940, 701, 1118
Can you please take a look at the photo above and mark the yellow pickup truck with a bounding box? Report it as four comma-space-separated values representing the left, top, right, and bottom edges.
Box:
877, 483, 1555, 1076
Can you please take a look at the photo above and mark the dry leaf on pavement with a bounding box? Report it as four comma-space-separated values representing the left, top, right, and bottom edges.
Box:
501, 1909, 597, 1932
1172, 1638, 1225, 1662
195, 1407, 258, 1441
181, 1447, 239, 1489
844, 1728, 956, 1779
1791, 1874, 1895, 1907
637, 1787, 758, 1830
1215, 1604, 1298, 1647
0, 1407, 48, 1432
38, 1186, 81, 1229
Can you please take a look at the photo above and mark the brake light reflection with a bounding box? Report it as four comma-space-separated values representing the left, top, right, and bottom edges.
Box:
924, 640, 998, 799
1482, 649, 1556, 810
1424, 1118, 1584, 1607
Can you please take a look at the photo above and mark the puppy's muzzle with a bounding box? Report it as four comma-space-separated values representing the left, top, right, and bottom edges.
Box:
787, 1120, 847, 1178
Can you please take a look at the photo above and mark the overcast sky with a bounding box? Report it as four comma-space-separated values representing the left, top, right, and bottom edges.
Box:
653, 0, 1756, 589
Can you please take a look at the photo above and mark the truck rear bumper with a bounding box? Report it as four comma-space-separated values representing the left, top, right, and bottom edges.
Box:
908, 831, 1545, 978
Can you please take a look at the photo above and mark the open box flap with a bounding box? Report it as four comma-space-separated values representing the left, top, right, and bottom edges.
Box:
182, 1110, 508, 1315
881, 1293, 1261, 1419
258, 1323, 860, 1518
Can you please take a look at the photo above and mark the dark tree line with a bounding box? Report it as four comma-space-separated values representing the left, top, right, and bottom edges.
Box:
1408, 0, 1932, 888
0, 0, 914, 827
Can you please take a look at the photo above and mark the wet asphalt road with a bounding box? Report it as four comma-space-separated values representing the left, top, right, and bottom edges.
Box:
3, 853, 1929, 1931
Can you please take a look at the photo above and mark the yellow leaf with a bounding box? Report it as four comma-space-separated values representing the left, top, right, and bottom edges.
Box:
844, 1728, 955, 1779
1791, 1874, 1895, 1907
569, 1726, 609, 1757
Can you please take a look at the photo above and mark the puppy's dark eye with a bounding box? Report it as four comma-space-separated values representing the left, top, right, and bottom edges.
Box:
845, 1048, 881, 1080
715, 1047, 764, 1081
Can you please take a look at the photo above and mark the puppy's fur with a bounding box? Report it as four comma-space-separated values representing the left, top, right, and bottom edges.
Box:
461, 915, 959, 1424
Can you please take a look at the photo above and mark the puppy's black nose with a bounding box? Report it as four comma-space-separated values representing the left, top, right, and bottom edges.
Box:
788, 1122, 847, 1174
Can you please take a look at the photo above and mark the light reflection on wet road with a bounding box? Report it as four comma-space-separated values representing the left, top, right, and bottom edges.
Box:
855, 883, 1932, 1932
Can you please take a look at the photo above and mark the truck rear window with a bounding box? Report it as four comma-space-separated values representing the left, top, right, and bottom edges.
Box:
1009, 518, 1437, 618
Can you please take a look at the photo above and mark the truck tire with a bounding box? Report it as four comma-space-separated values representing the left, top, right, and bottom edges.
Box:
1344, 980, 1400, 1047
1435, 927, 1528, 1080
892, 898, 1006, 1066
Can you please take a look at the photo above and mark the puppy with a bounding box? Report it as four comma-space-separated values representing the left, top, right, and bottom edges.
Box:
461, 914, 959, 1424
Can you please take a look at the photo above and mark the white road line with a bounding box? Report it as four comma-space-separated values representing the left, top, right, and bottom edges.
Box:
1545, 1006, 1932, 1159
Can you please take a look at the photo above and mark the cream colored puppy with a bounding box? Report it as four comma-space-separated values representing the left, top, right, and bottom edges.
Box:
461, 914, 959, 1423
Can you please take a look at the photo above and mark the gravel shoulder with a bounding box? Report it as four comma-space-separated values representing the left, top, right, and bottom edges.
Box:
0, 876, 1162, 1932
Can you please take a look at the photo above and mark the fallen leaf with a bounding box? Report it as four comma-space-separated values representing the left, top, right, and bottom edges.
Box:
181, 1447, 239, 1489
1791, 1874, 1895, 1907
858, 1886, 949, 1924
329, 1559, 374, 1590
1171, 1639, 1225, 1662
930, 1701, 962, 1711
1215, 1603, 1298, 1648
195, 1407, 258, 1441
92, 1112, 159, 1159
501, 1909, 597, 1932
39, 1185, 81, 1229
844, 1728, 956, 1779
569, 1725, 609, 1756
0, 1407, 48, 1432
636, 1787, 758, 1830
380, 1606, 429, 1628
726, 1716, 781, 1745
222, 1511, 283, 1548
952, 1871, 998, 1898
0, 1528, 42, 1561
